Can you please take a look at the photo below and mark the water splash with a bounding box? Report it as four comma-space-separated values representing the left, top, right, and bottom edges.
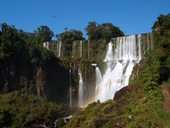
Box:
95, 66, 102, 96
43, 41, 49, 50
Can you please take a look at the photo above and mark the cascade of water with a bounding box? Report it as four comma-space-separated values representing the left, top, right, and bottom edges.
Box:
104, 42, 114, 62
95, 66, 102, 95
43, 41, 49, 50
58, 41, 61, 57
78, 68, 84, 107
80, 40, 83, 58
137, 35, 142, 61
46, 41, 49, 50
69, 69, 72, 108
95, 35, 145, 102
43, 42, 46, 48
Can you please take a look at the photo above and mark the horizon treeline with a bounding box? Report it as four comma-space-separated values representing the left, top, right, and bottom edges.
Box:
0, 21, 124, 44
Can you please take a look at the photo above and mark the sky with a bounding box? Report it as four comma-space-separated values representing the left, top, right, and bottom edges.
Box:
0, 0, 170, 38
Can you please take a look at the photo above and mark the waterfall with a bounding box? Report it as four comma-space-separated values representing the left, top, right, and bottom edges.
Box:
95, 35, 145, 102
95, 66, 102, 96
43, 41, 49, 50
43, 42, 46, 48
69, 69, 72, 108
80, 40, 83, 58
46, 41, 49, 50
137, 35, 142, 61
55, 33, 153, 107
58, 41, 61, 57
78, 68, 84, 107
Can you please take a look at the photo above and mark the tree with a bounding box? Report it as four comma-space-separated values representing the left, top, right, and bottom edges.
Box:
35, 26, 54, 43
86, 22, 124, 41
58, 29, 84, 43
152, 14, 170, 35
58, 29, 84, 57
152, 14, 170, 82
1, 23, 21, 43
86, 22, 100, 40
102, 23, 124, 38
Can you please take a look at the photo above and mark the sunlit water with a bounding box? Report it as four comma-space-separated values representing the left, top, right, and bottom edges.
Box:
95, 35, 143, 102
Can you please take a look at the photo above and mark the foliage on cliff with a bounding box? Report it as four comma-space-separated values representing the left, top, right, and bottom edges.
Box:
0, 23, 72, 127
152, 14, 170, 82
0, 23, 70, 103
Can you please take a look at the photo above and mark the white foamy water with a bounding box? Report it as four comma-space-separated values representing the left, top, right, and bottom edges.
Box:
58, 41, 61, 57
78, 68, 84, 107
95, 35, 143, 102
95, 66, 103, 95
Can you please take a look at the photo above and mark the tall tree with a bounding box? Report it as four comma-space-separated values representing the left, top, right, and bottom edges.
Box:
35, 26, 54, 43
58, 29, 84, 43
152, 14, 170, 35
58, 29, 84, 57
86, 22, 100, 40
86, 22, 124, 41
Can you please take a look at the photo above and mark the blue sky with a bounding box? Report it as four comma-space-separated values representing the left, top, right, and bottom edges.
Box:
0, 0, 170, 37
